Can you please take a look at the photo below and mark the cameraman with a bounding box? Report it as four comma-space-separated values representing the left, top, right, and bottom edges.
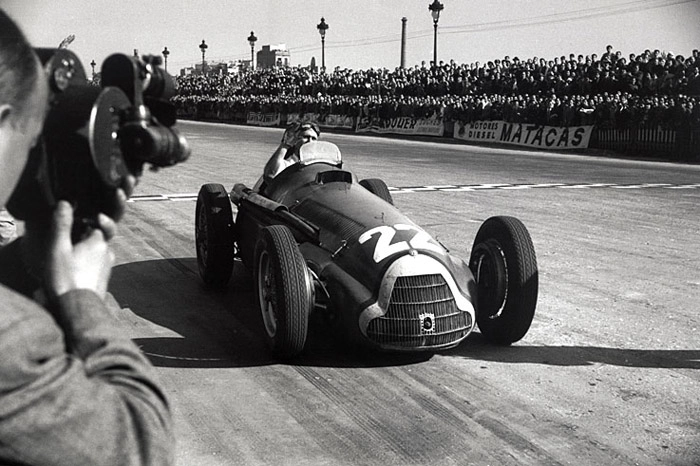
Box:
0, 9, 173, 466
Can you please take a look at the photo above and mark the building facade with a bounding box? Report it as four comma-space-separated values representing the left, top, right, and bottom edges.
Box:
257, 44, 290, 69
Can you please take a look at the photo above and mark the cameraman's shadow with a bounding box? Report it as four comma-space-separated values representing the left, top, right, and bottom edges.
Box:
110, 257, 270, 368
110, 257, 430, 369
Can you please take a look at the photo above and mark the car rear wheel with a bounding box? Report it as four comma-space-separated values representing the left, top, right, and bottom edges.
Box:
469, 216, 538, 345
195, 183, 235, 288
254, 225, 312, 358
360, 178, 394, 205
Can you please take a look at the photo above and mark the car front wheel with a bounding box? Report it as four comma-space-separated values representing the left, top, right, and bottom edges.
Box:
254, 225, 313, 358
469, 216, 538, 345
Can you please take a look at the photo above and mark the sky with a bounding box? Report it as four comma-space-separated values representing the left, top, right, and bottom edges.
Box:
3, 0, 700, 75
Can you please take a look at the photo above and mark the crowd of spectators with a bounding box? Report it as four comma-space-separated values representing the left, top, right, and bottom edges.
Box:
172, 46, 700, 131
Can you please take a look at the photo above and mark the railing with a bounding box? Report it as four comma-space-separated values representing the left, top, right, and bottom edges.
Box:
590, 126, 698, 162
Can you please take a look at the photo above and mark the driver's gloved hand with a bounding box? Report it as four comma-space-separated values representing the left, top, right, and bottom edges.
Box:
281, 125, 299, 149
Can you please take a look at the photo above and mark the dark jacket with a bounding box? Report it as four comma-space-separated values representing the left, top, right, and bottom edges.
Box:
0, 239, 173, 466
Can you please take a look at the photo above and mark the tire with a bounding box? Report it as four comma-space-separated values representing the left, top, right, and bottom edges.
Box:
360, 178, 394, 205
254, 225, 312, 358
469, 216, 538, 345
195, 183, 235, 288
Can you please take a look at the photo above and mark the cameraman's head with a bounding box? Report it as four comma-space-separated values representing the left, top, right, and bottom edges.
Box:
0, 9, 49, 205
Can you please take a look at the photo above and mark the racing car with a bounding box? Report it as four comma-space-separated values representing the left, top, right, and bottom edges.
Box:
195, 141, 538, 358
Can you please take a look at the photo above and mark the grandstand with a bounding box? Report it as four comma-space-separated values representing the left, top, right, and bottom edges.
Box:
172, 46, 700, 160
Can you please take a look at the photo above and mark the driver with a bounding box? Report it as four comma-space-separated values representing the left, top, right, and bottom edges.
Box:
263, 121, 320, 182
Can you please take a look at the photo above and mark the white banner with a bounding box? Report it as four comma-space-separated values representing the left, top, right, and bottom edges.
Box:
321, 114, 355, 129
286, 113, 303, 125
454, 120, 593, 149
287, 113, 355, 130
247, 112, 281, 127
356, 117, 444, 137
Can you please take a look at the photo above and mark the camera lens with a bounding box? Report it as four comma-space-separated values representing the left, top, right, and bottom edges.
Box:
143, 61, 175, 100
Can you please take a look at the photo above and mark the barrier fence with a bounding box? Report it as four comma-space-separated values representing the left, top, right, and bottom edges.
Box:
175, 105, 699, 162
592, 126, 699, 161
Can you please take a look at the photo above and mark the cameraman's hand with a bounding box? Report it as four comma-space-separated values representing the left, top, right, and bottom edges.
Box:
106, 174, 138, 224
46, 201, 114, 300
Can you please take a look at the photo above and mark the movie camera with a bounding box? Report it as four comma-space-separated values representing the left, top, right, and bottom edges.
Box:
7, 48, 190, 232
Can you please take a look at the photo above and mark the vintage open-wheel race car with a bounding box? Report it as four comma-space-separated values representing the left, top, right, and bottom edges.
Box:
195, 141, 538, 358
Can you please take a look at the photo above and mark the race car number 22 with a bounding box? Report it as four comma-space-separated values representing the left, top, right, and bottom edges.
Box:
358, 224, 443, 263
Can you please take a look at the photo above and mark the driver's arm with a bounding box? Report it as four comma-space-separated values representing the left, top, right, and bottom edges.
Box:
264, 126, 299, 182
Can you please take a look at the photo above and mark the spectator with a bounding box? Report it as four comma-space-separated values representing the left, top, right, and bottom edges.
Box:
172, 44, 700, 131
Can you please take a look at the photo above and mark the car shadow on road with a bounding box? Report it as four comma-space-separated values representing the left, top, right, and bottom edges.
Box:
446, 333, 700, 369
111, 258, 431, 370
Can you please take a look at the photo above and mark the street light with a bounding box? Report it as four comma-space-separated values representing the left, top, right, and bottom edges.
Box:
162, 47, 170, 73
316, 17, 329, 72
247, 31, 257, 70
428, 0, 444, 66
199, 39, 208, 72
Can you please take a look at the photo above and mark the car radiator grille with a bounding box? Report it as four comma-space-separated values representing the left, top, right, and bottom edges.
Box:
367, 274, 471, 349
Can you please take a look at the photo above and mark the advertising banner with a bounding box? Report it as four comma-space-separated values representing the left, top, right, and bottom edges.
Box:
247, 112, 281, 127
454, 120, 593, 150
321, 114, 355, 130
356, 117, 445, 137
288, 113, 355, 130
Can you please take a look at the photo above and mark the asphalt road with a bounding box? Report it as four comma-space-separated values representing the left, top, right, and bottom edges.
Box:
109, 121, 700, 466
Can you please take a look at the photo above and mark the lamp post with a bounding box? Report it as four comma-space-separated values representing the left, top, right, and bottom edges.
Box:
90, 59, 96, 80
428, 0, 444, 66
316, 17, 329, 72
162, 47, 170, 73
247, 31, 257, 70
199, 39, 208, 72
